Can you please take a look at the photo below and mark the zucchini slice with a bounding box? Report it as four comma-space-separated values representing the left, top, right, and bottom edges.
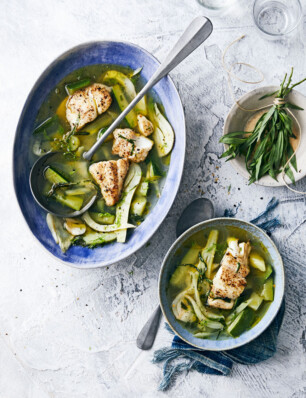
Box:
53, 193, 84, 211
169, 265, 195, 290
250, 252, 266, 272
89, 212, 115, 225
103, 70, 147, 115
112, 84, 137, 128
135, 179, 149, 196
146, 160, 162, 181
181, 242, 202, 265
131, 196, 147, 216
65, 78, 91, 95
169, 243, 202, 289
81, 231, 118, 247
251, 264, 273, 292
44, 167, 68, 184
83, 111, 117, 134
247, 292, 263, 311
260, 277, 274, 301
227, 308, 254, 337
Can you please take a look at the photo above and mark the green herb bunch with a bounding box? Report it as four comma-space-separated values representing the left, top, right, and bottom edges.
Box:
220, 68, 306, 184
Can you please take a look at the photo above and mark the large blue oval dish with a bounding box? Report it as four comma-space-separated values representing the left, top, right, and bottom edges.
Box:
13, 42, 186, 268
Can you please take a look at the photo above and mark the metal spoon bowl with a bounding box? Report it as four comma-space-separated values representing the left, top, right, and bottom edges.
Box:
29, 152, 97, 218
136, 198, 214, 350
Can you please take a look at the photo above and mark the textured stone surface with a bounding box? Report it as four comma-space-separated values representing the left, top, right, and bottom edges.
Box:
1, 0, 306, 397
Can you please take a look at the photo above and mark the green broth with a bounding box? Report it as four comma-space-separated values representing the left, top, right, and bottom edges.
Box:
167, 226, 275, 340
29, 64, 171, 247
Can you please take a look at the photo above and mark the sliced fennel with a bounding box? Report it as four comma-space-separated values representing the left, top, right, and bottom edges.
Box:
82, 212, 135, 233
190, 272, 208, 318
172, 290, 196, 323
151, 103, 174, 157
201, 230, 219, 279
115, 163, 142, 243
171, 269, 224, 326
46, 213, 73, 253
179, 299, 197, 323
190, 271, 224, 321
46, 213, 59, 244
185, 294, 206, 322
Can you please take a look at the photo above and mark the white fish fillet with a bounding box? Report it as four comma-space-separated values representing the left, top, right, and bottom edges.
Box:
89, 159, 129, 206
137, 114, 154, 136
208, 240, 251, 310
112, 128, 153, 163
66, 83, 112, 130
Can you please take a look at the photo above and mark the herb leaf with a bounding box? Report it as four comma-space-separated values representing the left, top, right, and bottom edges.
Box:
220, 69, 305, 184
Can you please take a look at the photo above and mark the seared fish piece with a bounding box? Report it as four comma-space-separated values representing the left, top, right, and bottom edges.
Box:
209, 265, 247, 299
89, 159, 129, 206
137, 114, 154, 136
66, 83, 112, 130
89, 83, 112, 115
206, 297, 234, 310
208, 240, 251, 310
226, 239, 251, 278
112, 128, 154, 163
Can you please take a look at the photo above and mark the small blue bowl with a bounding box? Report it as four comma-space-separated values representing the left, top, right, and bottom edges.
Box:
13, 41, 185, 268
159, 218, 285, 351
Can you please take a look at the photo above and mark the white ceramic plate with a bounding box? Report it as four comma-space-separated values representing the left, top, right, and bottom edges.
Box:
223, 85, 306, 187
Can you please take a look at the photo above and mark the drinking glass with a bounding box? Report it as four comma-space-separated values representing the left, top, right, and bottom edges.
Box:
197, 0, 237, 10
253, 0, 303, 38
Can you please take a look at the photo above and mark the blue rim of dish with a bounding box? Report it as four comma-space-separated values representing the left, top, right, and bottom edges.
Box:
158, 217, 285, 351
12, 41, 186, 268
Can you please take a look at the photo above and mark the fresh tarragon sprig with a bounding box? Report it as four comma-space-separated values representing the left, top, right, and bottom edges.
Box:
220, 68, 306, 184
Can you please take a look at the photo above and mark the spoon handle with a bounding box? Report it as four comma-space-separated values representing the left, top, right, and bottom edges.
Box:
83, 16, 213, 161
136, 305, 162, 350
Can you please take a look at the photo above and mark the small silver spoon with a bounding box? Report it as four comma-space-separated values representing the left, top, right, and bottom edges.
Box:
29, 16, 213, 217
136, 198, 215, 350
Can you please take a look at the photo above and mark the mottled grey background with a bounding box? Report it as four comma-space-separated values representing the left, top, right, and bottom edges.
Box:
0, 0, 305, 397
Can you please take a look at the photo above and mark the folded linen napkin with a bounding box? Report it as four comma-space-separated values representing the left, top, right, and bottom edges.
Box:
153, 197, 285, 391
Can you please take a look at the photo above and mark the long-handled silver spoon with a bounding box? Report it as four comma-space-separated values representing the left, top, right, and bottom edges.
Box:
136, 198, 214, 350
30, 16, 213, 216
83, 16, 213, 160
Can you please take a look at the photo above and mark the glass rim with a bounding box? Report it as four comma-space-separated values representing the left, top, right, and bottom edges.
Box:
252, 0, 303, 37
197, 0, 237, 11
